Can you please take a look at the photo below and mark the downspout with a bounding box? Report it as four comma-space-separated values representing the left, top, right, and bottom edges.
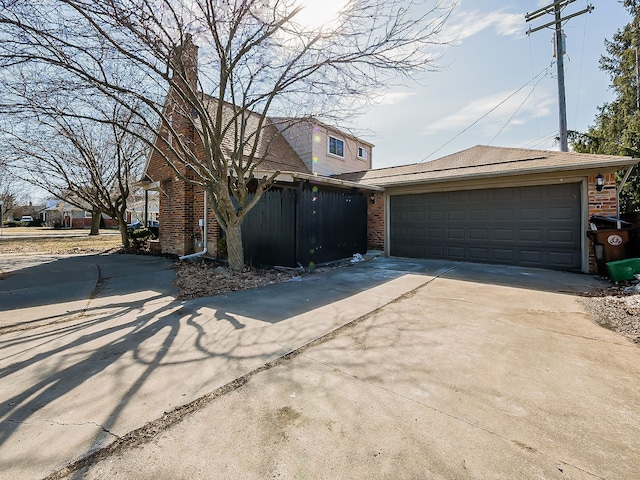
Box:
179, 190, 208, 260
616, 164, 636, 228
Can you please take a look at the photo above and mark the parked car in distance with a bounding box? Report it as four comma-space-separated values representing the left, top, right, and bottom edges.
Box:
19, 216, 34, 222
127, 220, 159, 230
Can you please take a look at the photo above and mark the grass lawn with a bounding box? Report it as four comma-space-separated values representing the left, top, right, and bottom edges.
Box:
0, 228, 123, 254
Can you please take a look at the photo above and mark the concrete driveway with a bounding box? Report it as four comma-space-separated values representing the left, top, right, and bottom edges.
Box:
0, 254, 638, 479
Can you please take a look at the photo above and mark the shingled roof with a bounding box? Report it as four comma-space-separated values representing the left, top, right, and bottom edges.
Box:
197, 96, 311, 174
334, 145, 636, 187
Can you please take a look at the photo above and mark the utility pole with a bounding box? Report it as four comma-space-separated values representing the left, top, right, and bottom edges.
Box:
526, 0, 594, 152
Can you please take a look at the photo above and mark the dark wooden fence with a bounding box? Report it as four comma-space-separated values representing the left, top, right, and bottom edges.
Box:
242, 187, 367, 267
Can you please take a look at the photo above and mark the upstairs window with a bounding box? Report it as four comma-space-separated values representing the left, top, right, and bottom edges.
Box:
328, 136, 344, 158
357, 146, 367, 160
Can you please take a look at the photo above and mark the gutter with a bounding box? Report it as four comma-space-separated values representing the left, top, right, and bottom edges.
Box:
271, 171, 384, 191
355, 159, 639, 189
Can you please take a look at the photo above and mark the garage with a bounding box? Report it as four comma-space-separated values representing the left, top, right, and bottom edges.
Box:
389, 183, 582, 270
336, 145, 637, 273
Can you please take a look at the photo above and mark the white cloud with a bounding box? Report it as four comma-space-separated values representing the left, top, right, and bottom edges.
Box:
443, 9, 524, 44
422, 88, 554, 138
373, 92, 417, 106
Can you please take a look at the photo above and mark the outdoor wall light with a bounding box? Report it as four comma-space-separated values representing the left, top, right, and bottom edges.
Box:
370, 193, 376, 204
595, 173, 604, 192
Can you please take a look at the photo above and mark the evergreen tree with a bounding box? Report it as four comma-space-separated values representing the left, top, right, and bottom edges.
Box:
570, 0, 640, 212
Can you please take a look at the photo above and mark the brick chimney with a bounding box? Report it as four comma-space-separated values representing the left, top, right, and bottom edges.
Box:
171, 33, 199, 92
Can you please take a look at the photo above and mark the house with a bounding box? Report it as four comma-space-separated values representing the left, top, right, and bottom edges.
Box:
142, 37, 379, 267
143, 35, 638, 274
127, 192, 159, 226
336, 145, 638, 273
42, 199, 120, 229
143, 106, 378, 265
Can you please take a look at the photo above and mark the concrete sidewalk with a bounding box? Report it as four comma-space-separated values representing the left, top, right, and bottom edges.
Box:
1, 254, 639, 479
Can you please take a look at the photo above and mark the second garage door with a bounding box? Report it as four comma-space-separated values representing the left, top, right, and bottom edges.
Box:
389, 183, 582, 270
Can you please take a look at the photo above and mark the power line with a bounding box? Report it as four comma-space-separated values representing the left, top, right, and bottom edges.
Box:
419, 66, 550, 163
488, 69, 549, 146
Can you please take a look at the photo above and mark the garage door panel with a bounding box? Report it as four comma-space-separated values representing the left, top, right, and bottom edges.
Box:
520, 208, 543, 221
447, 246, 466, 258
469, 229, 489, 240
469, 210, 489, 221
389, 184, 581, 271
548, 229, 576, 244
493, 209, 514, 221
493, 229, 515, 241
428, 228, 444, 239
448, 211, 465, 221
548, 207, 574, 220
520, 229, 543, 242
448, 228, 465, 240
468, 190, 489, 202
493, 189, 515, 201
469, 247, 489, 260
494, 249, 515, 261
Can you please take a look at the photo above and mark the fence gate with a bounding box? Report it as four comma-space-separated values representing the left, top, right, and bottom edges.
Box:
242, 189, 296, 267
242, 187, 367, 267
296, 189, 367, 267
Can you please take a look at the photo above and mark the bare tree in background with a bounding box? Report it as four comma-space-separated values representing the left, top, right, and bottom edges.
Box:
1, 0, 454, 270
3, 98, 148, 247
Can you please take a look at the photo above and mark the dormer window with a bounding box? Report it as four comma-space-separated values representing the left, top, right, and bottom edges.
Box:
328, 136, 344, 158
357, 146, 367, 160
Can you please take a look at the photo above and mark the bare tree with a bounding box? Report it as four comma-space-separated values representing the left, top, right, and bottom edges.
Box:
3, 98, 148, 247
1, 0, 453, 270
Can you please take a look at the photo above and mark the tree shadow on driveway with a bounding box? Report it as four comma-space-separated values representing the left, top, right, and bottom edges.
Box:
0, 253, 421, 479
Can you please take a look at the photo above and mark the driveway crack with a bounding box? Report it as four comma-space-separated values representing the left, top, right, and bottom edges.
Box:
4, 419, 121, 439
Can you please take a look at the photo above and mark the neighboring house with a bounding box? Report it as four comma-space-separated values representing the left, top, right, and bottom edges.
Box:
336, 145, 638, 274
142, 37, 379, 267
127, 193, 159, 225
43, 199, 120, 229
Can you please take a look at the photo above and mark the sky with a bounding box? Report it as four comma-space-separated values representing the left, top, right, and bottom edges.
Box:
350, 0, 631, 169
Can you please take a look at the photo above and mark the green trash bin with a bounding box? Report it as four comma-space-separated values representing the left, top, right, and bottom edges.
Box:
606, 257, 640, 282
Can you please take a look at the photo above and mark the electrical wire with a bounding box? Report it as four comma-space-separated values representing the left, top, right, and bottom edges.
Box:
488, 69, 549, 146
419, 65, 552, 163
521, 131, 558, 149
528, 32, 541, 137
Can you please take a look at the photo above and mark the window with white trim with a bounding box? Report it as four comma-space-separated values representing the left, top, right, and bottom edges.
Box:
357, 146, 367, 160
328, 136, 344, 157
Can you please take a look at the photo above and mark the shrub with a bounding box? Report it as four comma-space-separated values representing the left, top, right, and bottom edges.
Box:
128, 227, 154, 250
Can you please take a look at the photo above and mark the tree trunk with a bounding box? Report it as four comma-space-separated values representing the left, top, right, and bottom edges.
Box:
115, 210, 130, 249
89, 208, 101, 235
225, 222, 244, 271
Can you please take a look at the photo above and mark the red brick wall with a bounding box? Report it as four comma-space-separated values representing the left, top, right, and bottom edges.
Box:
587, 173, 618, 273
367, 191, 384, 250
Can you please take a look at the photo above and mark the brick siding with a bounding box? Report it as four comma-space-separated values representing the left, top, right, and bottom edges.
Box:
587, 173, 619, 273
367, 191, 384, 250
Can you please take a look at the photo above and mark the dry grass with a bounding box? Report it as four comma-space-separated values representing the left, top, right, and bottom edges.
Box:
0, 229, 123, 255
